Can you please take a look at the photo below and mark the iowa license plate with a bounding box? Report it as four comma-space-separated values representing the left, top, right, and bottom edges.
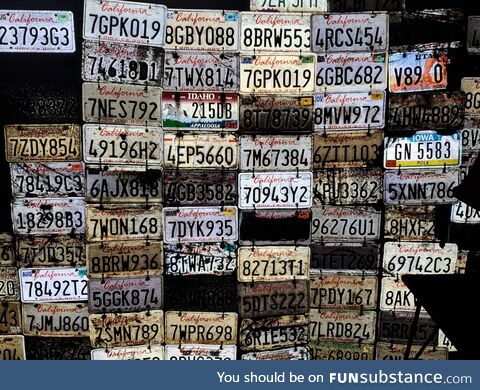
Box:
384, 206, 436, 241
461, 77, 480, 115
311, 243, 380, 271
83, 0, 167, 46
242, 347, 309, 360
4, 124, 81, 163
467, 16, 480, 54
376, 342, 447, 360
250, 0, 327, 12
12, 198, 85, 235
0, 267, 19, 301
0, 302, 21, 334
91, 344, 164, 360
310, 342, 374, 360
166, 344, 236, 360
451, 201, 480, 224
0, 336, 25, 360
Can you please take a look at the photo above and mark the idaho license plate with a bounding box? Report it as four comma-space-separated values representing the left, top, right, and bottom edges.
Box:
376, 342, 447, 360
250, 0, 327, 11
91, 344, 164, 360
384, 206, 436, 241
0, 302, 21, 334
309, 342, 374, 360
166, 344, 236, 360
450, 201, 480, 224
0, 336, 25, 360
311, 243, 380, 271
467, 16, 480, 54
242, 347, 309, 360
461, 77, 480, 115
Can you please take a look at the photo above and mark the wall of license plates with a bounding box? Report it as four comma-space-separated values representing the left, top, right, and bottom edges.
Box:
0, 0, 480, 360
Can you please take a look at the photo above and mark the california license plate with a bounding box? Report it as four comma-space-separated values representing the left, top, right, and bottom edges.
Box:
82, 82, 162, 125
163, 206, 238, 244
314, 91, 385, 130
82, 40, 164, 86
0, 302, 21, 334
450, 201, 480, 224
0, 267, 20, 301
91, 344, 164, 360
12, 198, 85, 235
380, 277, 417, 311
240, 12, 310, 53
379, 311, 437, 345
25, 337, 91, 360
311, 243, 380, 271
0, 10, 75, 53
0, 336, 25, 360
242, 347, 309, 360
467, 16, 480, 54
250, 0, 327, 12
83, 0, 167, 46
376, 342, 447, 360
461, 77, 480, 115
166, 344, 236, 360
461, 115, 480, 153
311, 12, 388, 52
309, 342, 374, 360
240, 55, 315, 94
328, 0, 405, 11
19, 267, 88, 303
0, 234, 15, 266
4, 124, 81, 163
384, 206, 436, 241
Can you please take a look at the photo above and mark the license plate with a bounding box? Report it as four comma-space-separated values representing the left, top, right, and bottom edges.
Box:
163, 206, 238, 244
17, 235, 85, 268
239, 95, 314, 133
88, 276, 163, 313
461, 77, 480, 115
4, 124, 81, 163
238, 172, 313, 209
240, 135, 312, 171
467, 16, 480, 54
450, 202, 480, 224
85, 204, 162, 242
250, 0, 327, 12
83, 124, 163, 166
163, 170, 237, 206
460, 153, 477, 182
91, 344, 164, 360
22, 303, 89, 337
25, 337, 91, 360
309, 310, 376, 343
240, 12, 310, 53
388, 50, 449, 93
0, 234, 15, 266
309, 342, 374, 360
388, 91, 465, 131
10, 162, 85, 198
311, 243, 380, 271
163, 133, 238, 170
438, 329, 457, 352
239, 209, 312, 245
86, 165, 162, 204
242, 347, 309, 360
165, 311, 237, 345
0, 10, 75, 53
313, 168, 383, 205
164, 242, 237, 276
384, 206, 436, 241
162, 92, 238, 130
238, 246, 309, 283
0, 336, 25, 360
310, 271, 377, 310
89, 310, 164, 348
380, 277, 417, 311
311, 206, 381, 242
82, 41, 164, 86
86, 240, 163, 277
379, 311, 437, 345
166, 344, 236, 360
375, 342, 447, 360
383, 169, 459, 205
239, 315, 309, 351
83, 0, 166, 46
165, 9, 240, 51
461, 115, 480, 153
311, 12, 388, 52
240, 55, 315, 94
456, 251, 468, 274
314, 91, 385, 130
164, 52, 238, 93
316, 53, 387, 92
19, 267, 88, 303
82, 82, 162, 125
328, 0, 405, 12
383, 242, 457, 275
0, 302, 21, 334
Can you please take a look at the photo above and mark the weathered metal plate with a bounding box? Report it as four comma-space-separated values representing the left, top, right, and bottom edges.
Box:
22, 303, 89, 337
251, 0, 327, 12
328, 0, 405, 12
467, 16, 480, 54
242, 347, 309, 360
311, 243, 380, 271
0, 335, 25, 360
0, 234, 15, 266
379, 310, 437, 345
376, 342, 448, 360
25, 337, 90, 360
165, 311, 237, 345
384, 206, 436, 241
311, 12, 388, 52
91, 344, 164, 360
240, 55, 315, 94
438, 329, 457, 352
461, 115, 480, 154
86, 240, 163, 277
83, 0, 167, 46
1, 268, 21, 301
0, 302, 21, 334
82, 40, 164, 86
309, 341, 374, 360
380, 277, 418, 311
163, 206, 238, 244
165, 9, 240, 51
461, 77, 480, 115
89, 310, 163, 348
4, 124, 81, 163
460, 153, 478, 183
164, 242, 236, 276
450, 202, 480, 224
166, 344, 236, 360
456, 251, 468, 275
85, 204, 162, 242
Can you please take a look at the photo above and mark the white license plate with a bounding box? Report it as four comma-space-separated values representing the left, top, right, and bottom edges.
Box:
91, 344, 164, 360
0, 302, 21, 334
380, 277, 418, 311
162, 92, 239, 130
163, 133, 238, 170
240, 135, 312, 171
83, 0, 166, 46
450, 202, 480, 224
314, 91, 385, 130
166, 344, 236, 360
389, 50, 449, 93
82, 82, 162, 125
163, 206, 238, 244
0, 335, 25, 360
242, 347, 309, 360
311, 12, 388, 52
461, 116, 480, 152
311, 206, 381, 242
82, 40, 164, 86
240, 12, 310, 53
250, 0, 327, 11
83, 124, 162, 166
19, 267, 88, 303
238, 172, 312, 209
240, 55, 315, 94
0, 10, 75, 53
163, 51, 239, 92
86, 204, 162, 242
384, 206, 436, 241
309, 342, 374, 360
376, 342, 448, 360
461, 77, 480, 115
467, 16, 480, 54
383, 169, 459, 205
0, 267, 20, 301
383, 242, 457, 275
12, 198, 85, 235
165, 9, 240, 51
316, 53, 387, 92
